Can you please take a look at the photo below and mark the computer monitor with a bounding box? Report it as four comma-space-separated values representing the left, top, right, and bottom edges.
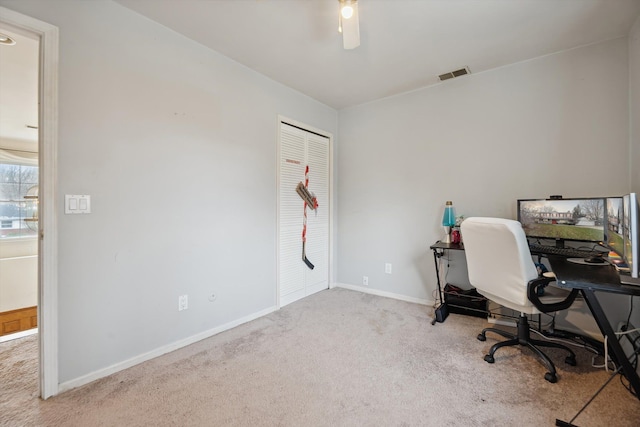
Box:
623, 193, 639, 278
605, 196, 624, 256
517, 198, 606, 247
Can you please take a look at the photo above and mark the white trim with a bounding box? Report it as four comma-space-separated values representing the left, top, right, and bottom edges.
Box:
275, 118, 281, 309
276, 115, 334, 309
59, 305, 278, 393
0, 254, 37, 261
0, 327, 38, 343
333, 282, 434, 306
0, 6, 59, 399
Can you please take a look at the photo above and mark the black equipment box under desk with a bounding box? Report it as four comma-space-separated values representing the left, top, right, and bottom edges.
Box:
443, 284, 488, 318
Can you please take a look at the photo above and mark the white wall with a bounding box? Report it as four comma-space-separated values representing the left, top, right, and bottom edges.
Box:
337, 38, 630, 302
0, 239, 37, 311
0, 0, 337, 385
631, 15, 640, 192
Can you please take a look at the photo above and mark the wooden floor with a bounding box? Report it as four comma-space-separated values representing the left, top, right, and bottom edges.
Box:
0, 306, 37, 336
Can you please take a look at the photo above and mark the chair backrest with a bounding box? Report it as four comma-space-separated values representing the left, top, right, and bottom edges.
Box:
460, 217, 539, 309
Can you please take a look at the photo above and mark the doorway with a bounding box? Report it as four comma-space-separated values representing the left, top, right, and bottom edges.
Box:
0, 26, 39, 340
0, 6, 59, 399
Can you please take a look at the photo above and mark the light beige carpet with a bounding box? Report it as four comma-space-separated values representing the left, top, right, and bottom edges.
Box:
1, 288, 639, 426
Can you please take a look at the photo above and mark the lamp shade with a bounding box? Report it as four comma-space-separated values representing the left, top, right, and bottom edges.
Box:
442, 201, 455, 227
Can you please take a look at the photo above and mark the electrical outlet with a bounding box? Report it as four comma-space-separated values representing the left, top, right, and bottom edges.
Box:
385, 263, 392, 274
178, 295, 188, 311
363, 276, 369, 286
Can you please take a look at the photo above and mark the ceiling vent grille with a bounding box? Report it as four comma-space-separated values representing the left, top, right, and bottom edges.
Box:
438, 67, 471, 82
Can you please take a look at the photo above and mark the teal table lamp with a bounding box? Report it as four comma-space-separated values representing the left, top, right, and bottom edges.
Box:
442, 200, 455, 243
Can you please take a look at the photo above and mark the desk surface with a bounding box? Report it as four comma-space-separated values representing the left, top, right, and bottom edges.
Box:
430, 240, 640, 291
548, 256, 640, 296
547, 255, 640, 398
430, 241, 464, 251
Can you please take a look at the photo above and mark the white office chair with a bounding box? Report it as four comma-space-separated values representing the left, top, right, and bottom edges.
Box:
460, 217, 579, 383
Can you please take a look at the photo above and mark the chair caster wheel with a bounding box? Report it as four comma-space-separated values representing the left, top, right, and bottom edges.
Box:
544, 372, 557, 383
565, 356, 577, 366
484, 354, 494, 364
477, 334, 486, 342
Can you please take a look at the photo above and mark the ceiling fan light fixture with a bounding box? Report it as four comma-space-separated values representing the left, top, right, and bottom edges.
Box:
338, 0, 360, 50
341, 4, 354, 20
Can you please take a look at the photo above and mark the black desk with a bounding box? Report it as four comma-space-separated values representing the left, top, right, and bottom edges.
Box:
430, 241, 533, 324
430, 241, 640, 398
429, 241, 466, 315
547, 256, 640, 399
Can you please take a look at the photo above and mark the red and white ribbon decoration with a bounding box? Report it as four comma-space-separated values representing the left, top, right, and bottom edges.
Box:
302, 165, 310, 245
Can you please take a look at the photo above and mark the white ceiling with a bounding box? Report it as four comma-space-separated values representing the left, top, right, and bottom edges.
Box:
115, 0, 640, 110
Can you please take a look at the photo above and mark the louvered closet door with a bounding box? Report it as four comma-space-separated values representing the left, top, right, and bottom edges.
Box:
304, 133, 329, 295
278, 123, 329, 307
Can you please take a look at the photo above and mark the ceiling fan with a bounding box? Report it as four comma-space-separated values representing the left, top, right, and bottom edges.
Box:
338, 0, 360, 50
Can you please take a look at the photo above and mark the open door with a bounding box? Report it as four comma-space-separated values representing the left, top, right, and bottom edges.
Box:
0, 6, 59, 399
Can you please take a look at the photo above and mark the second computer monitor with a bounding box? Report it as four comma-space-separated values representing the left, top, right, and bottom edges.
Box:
623, 193, 639, 278
605, 196, 624, 256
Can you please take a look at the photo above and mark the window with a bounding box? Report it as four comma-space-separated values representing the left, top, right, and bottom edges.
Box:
0, 163, 38, 238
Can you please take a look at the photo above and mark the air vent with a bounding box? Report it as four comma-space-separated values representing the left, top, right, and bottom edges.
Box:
438, 67, 471, 82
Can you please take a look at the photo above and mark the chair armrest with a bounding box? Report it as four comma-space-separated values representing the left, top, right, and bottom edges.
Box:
527, 276, 579, 313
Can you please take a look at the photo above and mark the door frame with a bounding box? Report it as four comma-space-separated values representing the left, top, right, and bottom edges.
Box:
0, 6, 59, 399
276, 115, 334, 308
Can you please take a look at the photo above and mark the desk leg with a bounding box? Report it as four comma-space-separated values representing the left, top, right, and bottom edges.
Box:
581, 289, 640, 398
432, 249, 449, 324
433, 249, 445, 304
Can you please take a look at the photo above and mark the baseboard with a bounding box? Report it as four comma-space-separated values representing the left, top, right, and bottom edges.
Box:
334, 283, 433, 306
58, 305, 278, 393
0, 327, 38, 343
59, 286, 433, 393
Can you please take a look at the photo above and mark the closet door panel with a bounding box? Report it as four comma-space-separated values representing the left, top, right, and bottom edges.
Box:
304, 133, 329, 293
279, 124, 306, 299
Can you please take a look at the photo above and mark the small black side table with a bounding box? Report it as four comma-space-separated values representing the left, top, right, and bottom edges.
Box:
430, 241, 465, 323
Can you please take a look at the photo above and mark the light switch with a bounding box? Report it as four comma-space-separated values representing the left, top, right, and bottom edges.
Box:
65, 195, 91, 214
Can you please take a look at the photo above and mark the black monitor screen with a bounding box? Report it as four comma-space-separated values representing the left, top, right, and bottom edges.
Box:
517, 198, 606, 244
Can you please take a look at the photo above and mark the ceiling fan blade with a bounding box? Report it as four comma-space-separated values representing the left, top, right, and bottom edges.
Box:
341, 3, 360, 49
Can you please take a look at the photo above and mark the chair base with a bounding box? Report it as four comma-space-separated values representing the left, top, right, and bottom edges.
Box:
477, 314, 577, 383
